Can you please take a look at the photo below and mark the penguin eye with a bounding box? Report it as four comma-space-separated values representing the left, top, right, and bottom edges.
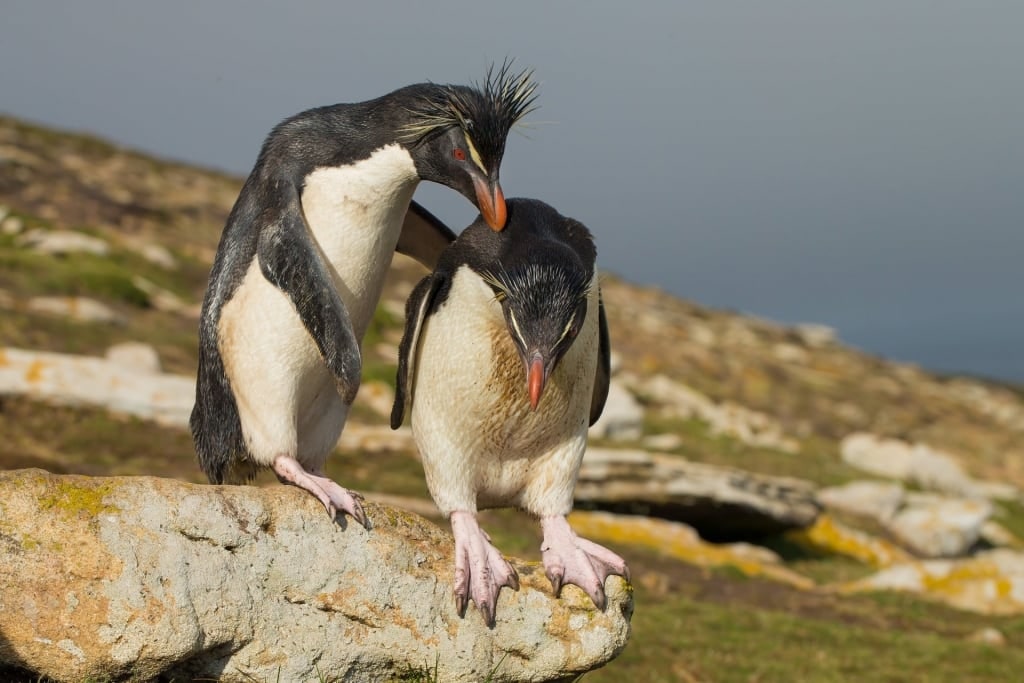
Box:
453, 148, 466, 161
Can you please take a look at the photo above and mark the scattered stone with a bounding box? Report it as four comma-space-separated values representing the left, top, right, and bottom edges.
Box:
338, 423, 416, 454
0, 470, 632, 682
980, 520, 1023, 549
630, 374, 800, 453
839, 433, 982, 497
105, 342, 162, 374
358, 379, 396, 418
888, 495, 992, 558
0, 347, 193, 428
589, 380, 644, 441
16, 229, 109, 256
27, 296, 124, 325
1, 215, 23, 236
131, 276, 200, 317
569, 510, 813, 589
642, 433, 684, 451
794, 323, 836, 348
772, 342, 809, 364
966, 627, 1007, 646
841, 549, 1024, 615
137, 243, 178, 270
575, 448, 820, 538
790, 514, 911, 568
817, 480, 905, 524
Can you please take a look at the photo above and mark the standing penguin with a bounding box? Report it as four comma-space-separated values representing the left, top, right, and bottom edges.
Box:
391, 198, 629, 626
191, 65, 537, 527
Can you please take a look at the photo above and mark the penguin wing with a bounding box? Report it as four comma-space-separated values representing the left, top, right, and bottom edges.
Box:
256, 184, 362, 403
391, 271, 447, 428
589, 289, 612, 426
396, 200, 458, 269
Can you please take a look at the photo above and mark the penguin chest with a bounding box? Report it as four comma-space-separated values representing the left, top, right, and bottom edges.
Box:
300, 144, 419, 337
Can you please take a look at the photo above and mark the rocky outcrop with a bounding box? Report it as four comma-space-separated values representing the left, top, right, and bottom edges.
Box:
575, 448, 820, 539
0, 346, 193, 428
0, 470, 632, 683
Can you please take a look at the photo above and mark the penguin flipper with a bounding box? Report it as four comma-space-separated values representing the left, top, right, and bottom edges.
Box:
589, 289, 612, 426
396, 200, 458, 269
391, 272, 447, 428
256, 187, 362, 403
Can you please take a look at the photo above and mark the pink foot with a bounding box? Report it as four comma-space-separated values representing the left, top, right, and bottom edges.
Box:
450, 511, 519, 627
540, 515, 630, 610
272, 455, 368, 529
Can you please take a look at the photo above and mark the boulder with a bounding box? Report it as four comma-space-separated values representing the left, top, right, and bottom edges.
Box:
0, 347, 194, 428
27, 296, 124, 325
589, 380, 644, 441
840, 549, 1024, 615
104, 342, 162, 374
575, 448, 820, 539
0, 470, 632, 682
839, 433, 985, 498
817, 480, 905, 523
16, 229, 109, 256
888, 494, 992, 558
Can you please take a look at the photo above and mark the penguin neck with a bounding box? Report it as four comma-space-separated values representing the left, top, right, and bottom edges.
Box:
300, 143, 419, 338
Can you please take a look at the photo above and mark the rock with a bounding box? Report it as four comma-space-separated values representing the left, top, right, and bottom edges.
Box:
980, 520, 1023, 549
358, 379, 396, 418
794, 323, 836, 348
840, 549, 1024, 615
26, 296, 124, 325
569, 511, 813, 589
589, 380, 644, 441
104, 342, 162, 374
1, 215, 23, 236
790, 515, 911, 568
338, 424, 416, 454
16, 229, 109, 256
0, 470, 631, 682
575, 448, 820, 539
966, 627, 1006, 646
817, 480, 905, 523
888, 494, 992, 558
839, 433, 983, 497
633, 374, 799, 453
130, 276, 200, 317
0, 347, 193, 428
137, 243, 178, 270
642, 433, 684, 451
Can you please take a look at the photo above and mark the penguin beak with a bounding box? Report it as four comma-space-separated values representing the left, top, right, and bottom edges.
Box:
473, 175, 507, 231
527, 353, 546, 410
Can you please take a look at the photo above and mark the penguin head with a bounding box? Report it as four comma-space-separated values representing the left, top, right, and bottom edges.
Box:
485, 246, 592, 410
400, 63, 537, 231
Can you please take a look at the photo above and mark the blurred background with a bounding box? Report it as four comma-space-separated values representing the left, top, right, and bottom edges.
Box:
4, 0, 1021, 381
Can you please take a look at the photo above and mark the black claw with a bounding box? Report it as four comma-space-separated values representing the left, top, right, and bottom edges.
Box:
455, 592, 467, 618
479, 600, 495, 628
351, 502, 370, 530
591, 584, 607, 611
548, 571, 564, 598
507, 563, 520, 591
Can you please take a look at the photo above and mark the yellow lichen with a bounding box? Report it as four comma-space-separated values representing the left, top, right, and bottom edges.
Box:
790, 514, 910, 568
38, 481, 120, 520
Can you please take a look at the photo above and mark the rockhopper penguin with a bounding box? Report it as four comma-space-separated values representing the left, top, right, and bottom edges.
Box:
391, 198, 629, 626
191, 65, 537, 527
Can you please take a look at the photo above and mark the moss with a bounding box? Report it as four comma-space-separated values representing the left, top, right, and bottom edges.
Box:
38, 480, 119, 519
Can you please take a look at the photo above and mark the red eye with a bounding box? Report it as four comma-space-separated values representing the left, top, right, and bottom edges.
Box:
453, 148, 466, 161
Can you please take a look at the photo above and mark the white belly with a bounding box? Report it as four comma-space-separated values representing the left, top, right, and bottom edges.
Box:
219, 145, 419, 467
409, 268, 600, 517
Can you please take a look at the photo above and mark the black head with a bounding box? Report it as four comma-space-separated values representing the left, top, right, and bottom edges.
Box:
400, 62, 537, 231
479, 205, 594, 408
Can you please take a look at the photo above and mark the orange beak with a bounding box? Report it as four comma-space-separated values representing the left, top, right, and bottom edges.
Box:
528, 356, 546, 410
473, 176, 507, 231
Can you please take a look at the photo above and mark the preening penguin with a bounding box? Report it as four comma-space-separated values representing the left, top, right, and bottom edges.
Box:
391, 198, 628, 625
190, 65, 537, 526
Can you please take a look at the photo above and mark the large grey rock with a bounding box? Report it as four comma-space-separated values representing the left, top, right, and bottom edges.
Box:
0, 470, 632, 682
576, 448, 820, 539
16, 229, 110, 256
888, 494, 992, 558
817, 480, 905, 523
27, 296, 124, 325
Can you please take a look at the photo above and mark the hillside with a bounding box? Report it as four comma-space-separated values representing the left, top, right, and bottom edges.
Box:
3, 114, 1024, 682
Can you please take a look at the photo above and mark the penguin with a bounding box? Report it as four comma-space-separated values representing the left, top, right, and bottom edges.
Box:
391, 198, 629, 626
190, 65, 538, 528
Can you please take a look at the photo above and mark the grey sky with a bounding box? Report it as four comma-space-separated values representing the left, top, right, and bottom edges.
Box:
3, 1, 1022, 381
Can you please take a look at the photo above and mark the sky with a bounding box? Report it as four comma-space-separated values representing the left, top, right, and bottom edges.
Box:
2, 2, 1022, 382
